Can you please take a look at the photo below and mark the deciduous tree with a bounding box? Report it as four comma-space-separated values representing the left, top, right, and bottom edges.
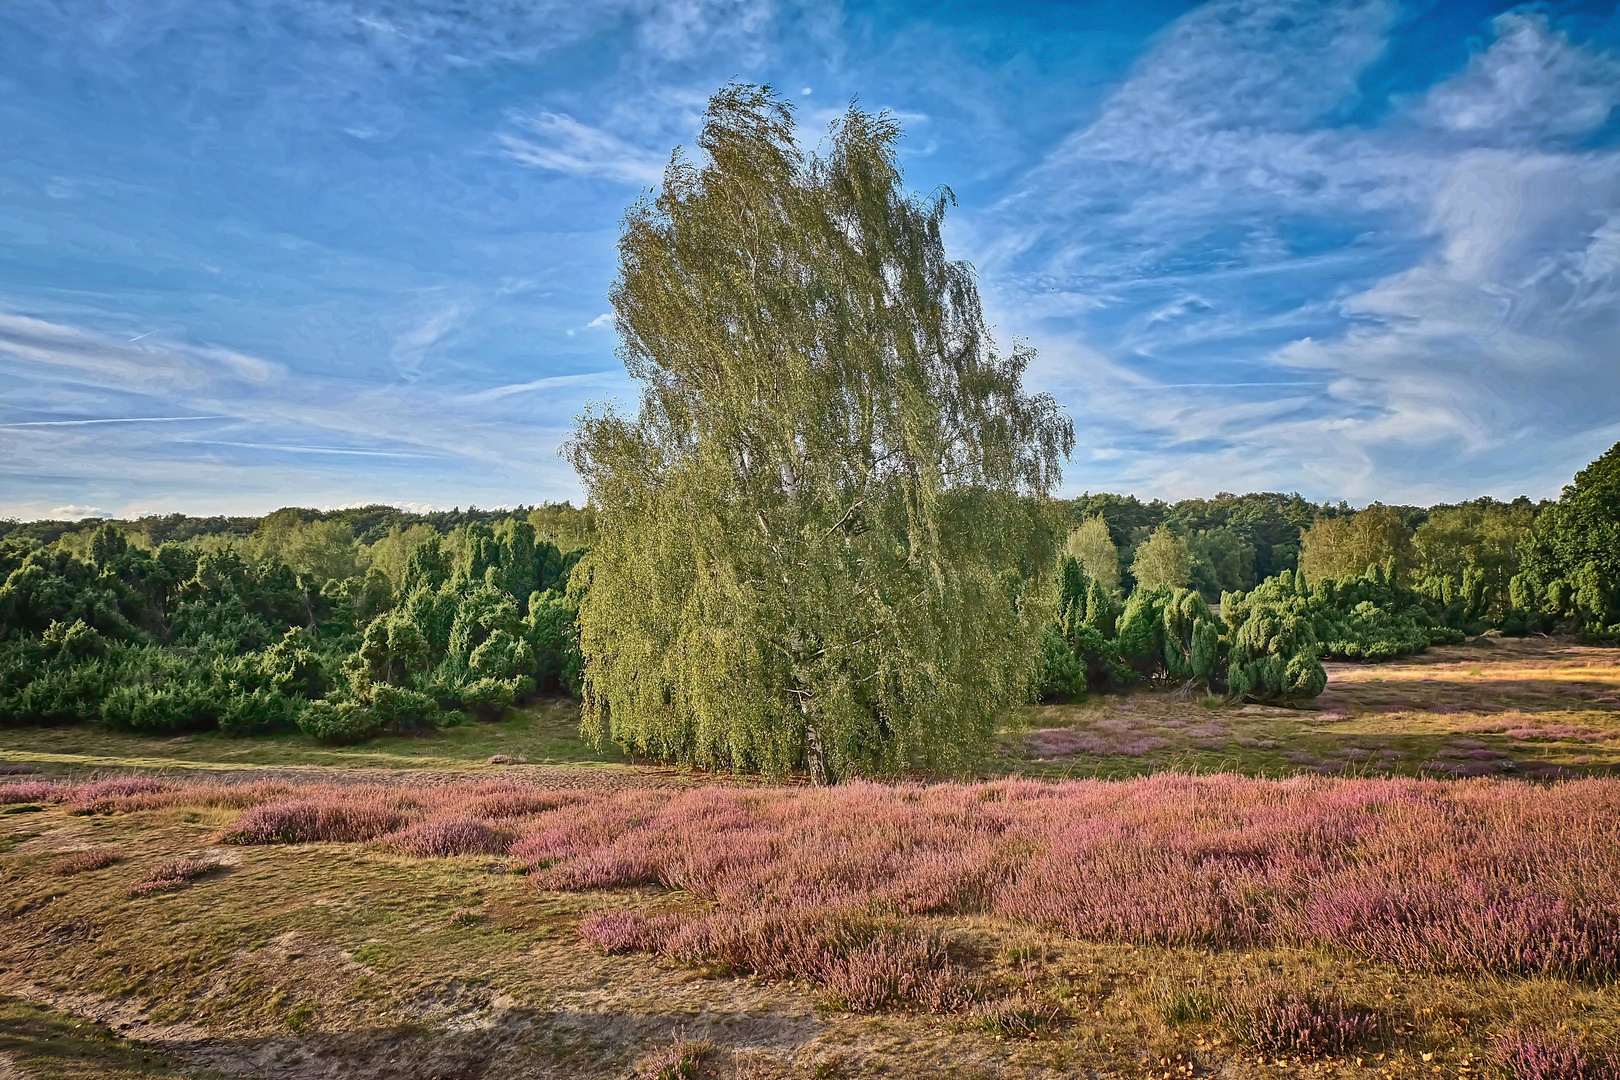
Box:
567, 86, 1073, 782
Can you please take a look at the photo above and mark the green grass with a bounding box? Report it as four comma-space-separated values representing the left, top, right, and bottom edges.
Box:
0, 698, 625, 777
2, 639, 1617, 785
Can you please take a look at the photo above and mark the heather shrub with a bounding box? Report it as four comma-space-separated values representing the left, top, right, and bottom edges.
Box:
579, 910, 685, 954
521, 775, 1620, 985
129, 856, 216, 895
381, 817, 511, 857
0, 764, 39, 776
67, 776, 172, 814
220, 795, 408, 844
454, 783, 581, 819
1305, 876, 1620, 981
1494, 1028, 1620, 1080
28, 770, 1620, 999
52, 848, 121, 875
583, 903, 974, 1014
637, 1027, 710, 1080
0, 780, 64, 804
1223, 984, 1379, 1059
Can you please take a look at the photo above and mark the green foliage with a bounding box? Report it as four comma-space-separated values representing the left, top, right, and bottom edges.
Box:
568, 86, 1073, 782
1130, 526, 1192, 591
1065, 516, 1121, 596
0, 502, 588, 737
1039, 555, 1125, 696
1187, 526, 1257, 600
1411, 499, 1536, 631
1298, 505, 1414, 584
527, 589, 583, 696
1306, 566, 1445, 660
1039, 571, 1225, 698
1221, 573, 1328, 703
1514, 442, 1620, 634
296, 698, 378, 742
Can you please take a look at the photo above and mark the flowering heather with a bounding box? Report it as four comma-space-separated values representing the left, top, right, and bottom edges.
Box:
0, 780, 62, 804
1223, 984, 1379, 1059
34, 771, 1620, 1006
381, 817, 512, 857
1494, 1028, 1620, 1080
52, 849, 121, 875
220, 795, 409, 845
0, 775, 277, 814
523, 776, 1620, 985
129, 856, 216, 896
71, 777, 178, 814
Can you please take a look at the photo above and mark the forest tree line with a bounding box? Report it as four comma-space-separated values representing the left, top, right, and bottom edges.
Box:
3, 440, 1616, 743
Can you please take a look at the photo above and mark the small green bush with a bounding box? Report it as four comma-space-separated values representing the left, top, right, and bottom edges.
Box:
295, 698, 378, 742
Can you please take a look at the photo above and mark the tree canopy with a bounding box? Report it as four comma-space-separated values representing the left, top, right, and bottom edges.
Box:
1065, 515, 1122, 596
566, 85, 1074, 782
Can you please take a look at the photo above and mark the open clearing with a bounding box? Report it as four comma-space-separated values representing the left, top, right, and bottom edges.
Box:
1, 637, 1617, 1079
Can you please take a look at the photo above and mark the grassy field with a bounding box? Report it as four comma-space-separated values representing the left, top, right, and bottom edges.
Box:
1, 636, 1617, 1079
1004, 636, 1620, 781
0, 698, 625, 778
4, 637, 1616, 786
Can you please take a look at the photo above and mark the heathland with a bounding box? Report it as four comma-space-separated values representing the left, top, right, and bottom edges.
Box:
2, 638, 1618, 1079
6, 86, 1620, 1079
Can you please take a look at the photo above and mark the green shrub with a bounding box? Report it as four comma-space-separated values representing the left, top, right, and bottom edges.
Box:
296, 698, 378, 742
102, 681, 225, 732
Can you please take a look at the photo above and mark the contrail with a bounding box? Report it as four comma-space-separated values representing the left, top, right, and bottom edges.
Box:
127, 330, 156, 342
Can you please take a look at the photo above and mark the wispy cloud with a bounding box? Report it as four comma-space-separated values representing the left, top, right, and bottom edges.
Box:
0, 309, 618, 515
0, 415, 226, 427
456, 370, 630, 405
5, 0, 1618, 515
975, 2, 1620, 503
392, 301, 470, 378
499, 113, 667, 185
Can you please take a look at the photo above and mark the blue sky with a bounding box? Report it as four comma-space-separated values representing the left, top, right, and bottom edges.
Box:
3, 0, 1619, 520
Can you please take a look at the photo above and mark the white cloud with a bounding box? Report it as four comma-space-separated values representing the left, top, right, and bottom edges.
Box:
48, 505, 109, 520
977, 0, 1620, 502
456, 370, 628, 405
0, 308, 617, 516
392, 301, 470, 377
500, 112, 668, 185
1418, 12, 1620, 142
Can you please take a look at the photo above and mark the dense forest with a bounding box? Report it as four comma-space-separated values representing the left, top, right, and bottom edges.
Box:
2, 440, 1616, 746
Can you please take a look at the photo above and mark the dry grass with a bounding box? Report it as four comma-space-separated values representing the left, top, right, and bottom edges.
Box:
2, 770, 1617, 1078
0, 994, 212, 1079
1007, 637, 1620, 781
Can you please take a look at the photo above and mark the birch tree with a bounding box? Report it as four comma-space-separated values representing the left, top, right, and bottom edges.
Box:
566, 85, 1073, 782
